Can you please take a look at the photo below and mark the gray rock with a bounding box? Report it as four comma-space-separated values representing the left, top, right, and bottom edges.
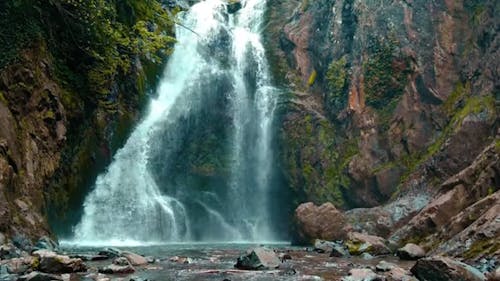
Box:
0, 233, 5, 245
235, 247, 280, 270
98, 264, 135, 274
411, 256, 486, 281
68, 254, 108, 261
12, 235, 32, 252
397, 243, 425, 260
360, 253, 374, 260
112, 257, 130, 266
376, 260, 397, 272
98, 248, 121, 258
313, 239, 335, 253
0, 244, 20, 260
330, 243, 350, 258
341, 268, 384, 281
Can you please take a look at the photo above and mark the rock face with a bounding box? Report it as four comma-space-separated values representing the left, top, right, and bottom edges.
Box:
411, 256, 486, 281
397, 243, 426, 260
235, 247, 280, 270
292, 202, 349, 244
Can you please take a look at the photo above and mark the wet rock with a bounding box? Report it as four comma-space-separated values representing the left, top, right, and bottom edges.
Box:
313, 239, 335, 253
341, 268, 384, 281
278, 253, 292, 261
33, 237, 58, 252
376, 261, 396, 272
145, 256, 156, 264
396, 243, 425, 260
18, 272, 63, 281
98, 264, 135, 274
113, 257, 130, 266
33, 250, 86, 273
235, 247, 280, 270
121, 251, 147, 266
12, 235, 32, 252
293, 202, 349, 244
68, 254, 108, 261
411, 256, 486, 281
346, 232, 391, 256
169, 256, 192, 264
98, 248, 121, 258
330, 243, 350, 258
226, 0, 242, 14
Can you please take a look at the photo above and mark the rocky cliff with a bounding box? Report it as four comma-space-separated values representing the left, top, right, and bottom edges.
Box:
264, 0, 498, 259
0, 0, 176, 241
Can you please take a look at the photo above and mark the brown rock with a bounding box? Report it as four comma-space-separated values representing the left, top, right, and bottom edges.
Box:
397, 243, 426, 260
292, 202, 349, 244
121, 251, 147, 266
98, 264, 135, 274
411, 256, 486, 281
235, 247, 280, 270
486, 267, 500, 281
33, 250, 86, 273
386, 267, 418, 281
346, 232, 391, 256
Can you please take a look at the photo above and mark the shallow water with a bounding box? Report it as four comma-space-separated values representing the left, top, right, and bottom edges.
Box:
60, 243, 415, 281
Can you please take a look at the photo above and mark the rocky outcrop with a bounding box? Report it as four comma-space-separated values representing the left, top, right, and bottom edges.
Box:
292, 202, 350, 244
268, 0, 498, 215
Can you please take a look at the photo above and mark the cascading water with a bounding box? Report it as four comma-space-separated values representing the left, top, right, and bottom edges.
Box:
71, 0, 282, 245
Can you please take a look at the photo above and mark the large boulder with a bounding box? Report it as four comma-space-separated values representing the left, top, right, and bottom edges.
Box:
0, 257, 35, 274
121, 251, 147, 266
411, 256, 486, 281
397, 243, 426, 260
32, 250, 86, 273
346, 232, 391, 256
234, 247, 280, 270
292, 202, 350, 244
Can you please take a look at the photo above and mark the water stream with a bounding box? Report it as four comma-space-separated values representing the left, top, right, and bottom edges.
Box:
70, 0, 281, 245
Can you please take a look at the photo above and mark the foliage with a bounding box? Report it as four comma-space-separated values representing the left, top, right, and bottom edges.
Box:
325, 56, 348, 111
307, 70, 317, 86
363, 36, 411, 108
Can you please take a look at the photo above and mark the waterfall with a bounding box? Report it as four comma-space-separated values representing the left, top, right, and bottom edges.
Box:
71, 0, 281, 245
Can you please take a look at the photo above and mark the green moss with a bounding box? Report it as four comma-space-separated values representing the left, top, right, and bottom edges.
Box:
463, 238, 500, 259
325, 57, 348, 111
0, 91, 8, 105
308, 70, 317, 86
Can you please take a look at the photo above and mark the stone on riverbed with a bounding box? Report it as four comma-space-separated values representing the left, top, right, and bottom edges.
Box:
346, 232, 391, 256
411, 256, 486, 281
122, 251, 147, 266
341, 268, 384, 281
18, 272, 63, 281
98, 263, 135, 274
375, 260, 397, 272
235, 247, 280, 270
396, 243, 426, 260
32, 250, 86, 273
98, 248, 122, 258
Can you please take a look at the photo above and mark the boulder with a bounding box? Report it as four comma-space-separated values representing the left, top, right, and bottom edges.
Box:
121, 251, 147, 266
32, 250, 86, 273
411, 256, 486, 281
341, 268, 384, 281
17, 272, 63, 281
346, 232, 391, 256
98, 264, 135, 274
293, 202, 350, 244
0, 244, 21, 260
397, 243, 425, 260
68, 254, 108, 261
112, 257, 130, 266
234, 247, 280, 270
226, 0, 242, 14
0, 257, 35, 274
